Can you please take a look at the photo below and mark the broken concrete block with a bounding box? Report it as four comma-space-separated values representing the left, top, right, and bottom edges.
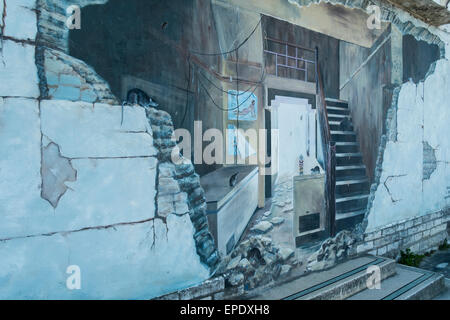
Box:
2, 0, 37, 41
238, 258, 251, 269
0, 40, 39, 98
44, 48, 118, 103
263, 211, 271, 217
40, 100, 156, 158
280, 265, 292, 277
271, 217, 285, 226
226, 255, 241, 270
251, 221, 273, 234
278, 247, 294, 261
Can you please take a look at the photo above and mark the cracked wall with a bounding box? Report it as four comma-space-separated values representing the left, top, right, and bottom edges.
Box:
0, 0, 210, 299
423, 141, 438, 180
365, 54, 450, 231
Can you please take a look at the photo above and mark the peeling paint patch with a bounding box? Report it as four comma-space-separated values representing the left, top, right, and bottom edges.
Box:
423, 141, 437, 180
41, 142, 77, 208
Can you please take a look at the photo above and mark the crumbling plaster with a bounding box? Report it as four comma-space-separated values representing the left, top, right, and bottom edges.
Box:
363, 49, 450, 231
0, 0, 211, 299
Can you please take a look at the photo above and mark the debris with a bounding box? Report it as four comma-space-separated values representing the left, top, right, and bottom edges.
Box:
251, 221, 273, 234
278, 247, 294, 261
271, 217, 285, 226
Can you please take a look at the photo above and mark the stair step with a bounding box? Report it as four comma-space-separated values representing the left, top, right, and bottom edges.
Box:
327, 107, 350, 116
336, 177, 369, 185
335, 209, 366, 220
329, 122, 354, 131
336, 153, 363, 165
347, 264, 445, 300
336, 193, 369, 203
331, 131, 356, 142
336, 165, 366, 178
252, 256, 396, 300
328, 115, 352, 123
336, 152, 362, 157
327, 106, 350, 111
325, 98, 348, 104
325, 98, 349, 109
331, 131, 355, 135
335, 142, 359, 154
336, 164, 365, 170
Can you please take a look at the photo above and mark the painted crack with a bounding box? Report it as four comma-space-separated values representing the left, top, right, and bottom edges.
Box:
383, 174, 407, 203
0, 0, 6, 66
145, 106, 220, 271
0, 216, 160, 243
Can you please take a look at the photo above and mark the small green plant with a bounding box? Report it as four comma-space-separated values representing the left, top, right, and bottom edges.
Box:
439, 239, 450, 251
398, 249, 425, 267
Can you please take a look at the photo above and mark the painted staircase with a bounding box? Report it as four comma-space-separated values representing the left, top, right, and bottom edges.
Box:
252, 255, 446, 300
325, 98, 370, 232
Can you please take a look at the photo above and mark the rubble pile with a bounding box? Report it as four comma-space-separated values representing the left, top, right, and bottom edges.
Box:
217, 235, 298, 291
306, 230, 356, 271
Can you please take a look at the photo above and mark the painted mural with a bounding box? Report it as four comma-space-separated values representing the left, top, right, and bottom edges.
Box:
0, 0, 449, 305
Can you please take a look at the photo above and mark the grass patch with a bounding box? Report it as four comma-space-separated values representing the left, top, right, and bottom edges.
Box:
398, 249, 425, 267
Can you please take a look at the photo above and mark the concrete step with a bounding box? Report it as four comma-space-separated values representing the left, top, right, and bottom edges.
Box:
331, 131, 356, 142
347, 264, 445, 300
335, 142, 359, 153
329, 121, 354, 131
325, 98, 349, 109
336, 153, 363, 165
335, 209, 366, 220
252, 256, 396, 300
335, 175, 370, 196
327, 107, 350, 116
335, 193, 369, 213
336, 177, 368, 185
336, 164, 366, 178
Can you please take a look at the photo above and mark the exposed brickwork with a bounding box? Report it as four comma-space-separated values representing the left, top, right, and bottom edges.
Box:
42, 47, 117, 103
36, 0, 109, 52
145, 107, 219, 270
356, 207, 450, 258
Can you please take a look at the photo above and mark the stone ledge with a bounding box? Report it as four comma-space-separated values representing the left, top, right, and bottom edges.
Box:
155, 276, 225, 300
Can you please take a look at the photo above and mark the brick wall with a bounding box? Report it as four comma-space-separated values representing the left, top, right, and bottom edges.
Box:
357, 207, 450, 258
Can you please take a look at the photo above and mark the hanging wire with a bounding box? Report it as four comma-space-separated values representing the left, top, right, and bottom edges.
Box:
197, 72, 263, 112
189, 17, 262, 57
179, 53, 191, 127
198, 67, 265, 96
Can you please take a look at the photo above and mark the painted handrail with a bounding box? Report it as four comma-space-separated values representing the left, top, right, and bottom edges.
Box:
315, 53, 337, 237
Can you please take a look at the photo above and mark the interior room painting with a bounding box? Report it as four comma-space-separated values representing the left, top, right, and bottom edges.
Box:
0, 0, 449, 300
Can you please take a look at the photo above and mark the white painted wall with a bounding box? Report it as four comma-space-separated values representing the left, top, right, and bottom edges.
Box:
271, 96, 322, 183
0, 99, 209, 299
366, 31, 450, 231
